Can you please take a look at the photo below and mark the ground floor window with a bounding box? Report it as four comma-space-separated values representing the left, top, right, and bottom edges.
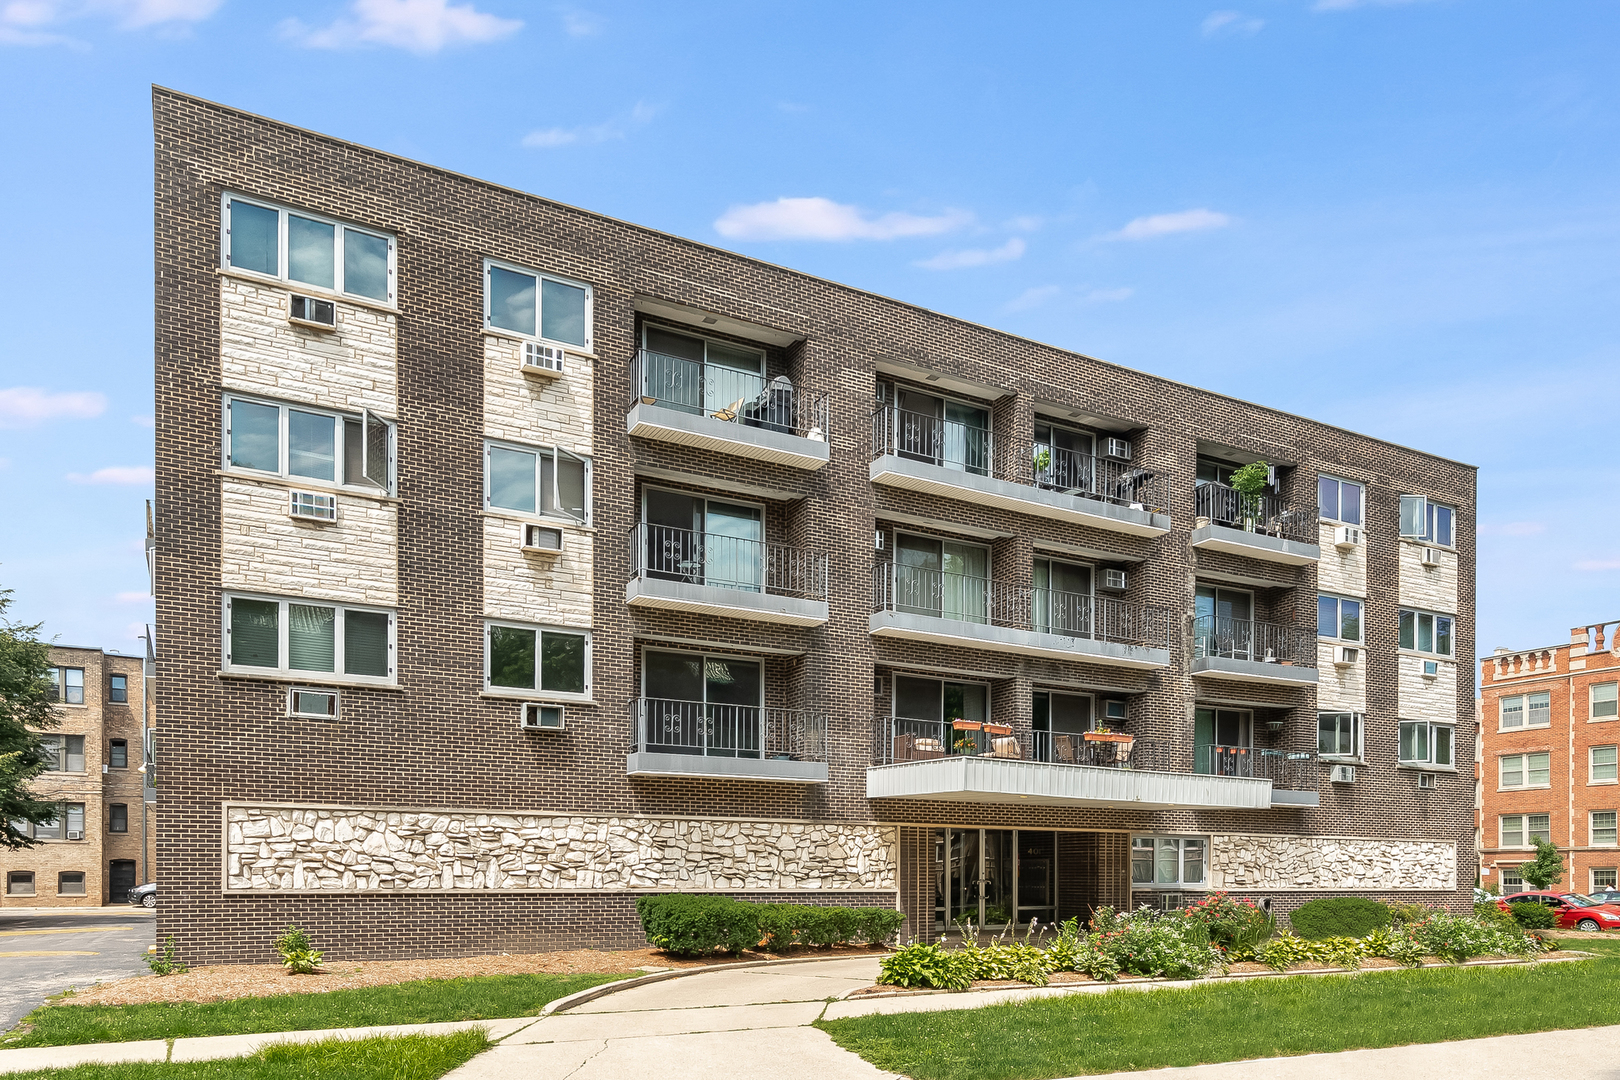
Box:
6, 871, 33, 896
1499, 866, 1524, 892
1593, 868, 1617, 891
1132, 836, 1208, 887
57, 872, 85, 896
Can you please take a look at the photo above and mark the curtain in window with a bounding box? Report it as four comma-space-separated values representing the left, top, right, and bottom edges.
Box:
942, 542, 987, 623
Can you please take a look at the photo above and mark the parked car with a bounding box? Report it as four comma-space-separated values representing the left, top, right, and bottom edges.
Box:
1501, 891, 1620, 931
127, 882, 156, 908
1590, 888, 1620, 906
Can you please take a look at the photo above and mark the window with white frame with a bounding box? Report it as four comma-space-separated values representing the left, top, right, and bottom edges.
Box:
485, 621, 589, 697
1594, 868, 1618, 891
1499, 866, 1525, 890
1317, 594, 1363, 643
1500, 751, 1551, 789
1593, 682, 1619, 720
1500, 690, 1551, 730
484, 258, 591, 349
225, 395, 394, 493
1399, 720, 1454, 767
1592, 811, 1618, 846
39, 735, 85, 773
16, 803, 85, 841
1399, 495, 1455, 546
1500, 813, 1551, 848
222, 194, 395, 303
1592, 745, 1618, 784
1131, 836, 1207, 887
484, 440, 590, 525
1317, 476, 1364, 526
1318, 711, 1362, 758
46, 667, 84, 705
224, 594, 395, 683
1398, 608, 1454, 657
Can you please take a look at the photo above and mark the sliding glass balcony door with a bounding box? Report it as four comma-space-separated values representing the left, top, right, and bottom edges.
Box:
643, 327, 765, 416
642, 650, 763, 757
1193, 585, 1254, 660
894, 535, 988, 624
894, 389, 990, 475
1033, 558, 1093, 636
643, 489, 763, 592
1193, 707, 1253, 776
1033, 422, 1094, 493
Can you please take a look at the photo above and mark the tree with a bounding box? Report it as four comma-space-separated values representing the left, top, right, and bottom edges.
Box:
0, 585, 60, 850
1520, 838, 1565, 890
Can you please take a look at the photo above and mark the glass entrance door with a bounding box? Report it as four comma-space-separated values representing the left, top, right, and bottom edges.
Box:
936, 828, 1059, 932
1194, 585, 1254, 660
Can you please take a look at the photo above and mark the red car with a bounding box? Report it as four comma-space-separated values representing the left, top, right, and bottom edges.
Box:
1502, 891, 1620, 931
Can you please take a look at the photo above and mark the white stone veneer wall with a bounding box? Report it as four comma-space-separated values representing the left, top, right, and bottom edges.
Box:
1209, 834, 1456, 891
224, 805, 897, 893
221, 480, 398, 605
1397, 539, 1458, 615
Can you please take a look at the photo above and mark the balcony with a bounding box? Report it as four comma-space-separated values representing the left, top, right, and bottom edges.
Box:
1198, 744, 1321, 807
1190, 484, 1320, 565
867, 719, 1316, 809
626, 350, 829, 470
870, 563, 1174, 669
1189, 615, 1318, 686
627, 523, 829, 626
869, 409, 1170, 537
628, 698, 828, 783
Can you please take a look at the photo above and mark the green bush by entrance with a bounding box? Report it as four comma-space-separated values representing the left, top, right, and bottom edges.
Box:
635, 894, 905, 956
1287, 897, 1393, 939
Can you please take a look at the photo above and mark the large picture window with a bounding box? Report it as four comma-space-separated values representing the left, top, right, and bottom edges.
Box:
484, 258, 591, 348
224, 594, 395, 683
485, 440, 590, 524
1317, 594, 1363, 643
1131, 836, 1207, 888
1399, 720, 1454, 767
1500, 690, 1551, 730
1317, 476, 1364, 526
1500, 751, 1551, 789
225, 395, 394, 493
485, 621, 590, 697
222, 194, 395, 304
1398, 608, 1454, 657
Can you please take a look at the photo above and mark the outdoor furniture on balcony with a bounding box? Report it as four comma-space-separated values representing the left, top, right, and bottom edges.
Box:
1189, 614, 1319, 686
1190, 482, 1320, 564
1197, 744, 1320, 805
627, 523, 829, 626
627, 697, 829, 783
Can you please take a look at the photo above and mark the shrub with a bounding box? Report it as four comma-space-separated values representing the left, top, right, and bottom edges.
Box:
878, 943, 973, 990
756, 904, 801, 952
960, 940, 1049, 986
1386, 903, 1435, 926
1044, 917, 1123, 982
1520, 838, 1565, 889
855, 907, 906, 946
1179, 892, 1275, 959
1474, 901, 1516, 931
803, 905, 860, 948
1288, 897, 1392, 939
1509, 902, 1558, 931
636, 894, 760, 956
274, 925, 324, 974
1412, 911, 1543, 962
1091, 908, 1224, 980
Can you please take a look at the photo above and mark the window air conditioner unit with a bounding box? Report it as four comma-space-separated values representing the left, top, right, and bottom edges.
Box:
522, 524, 563, 552
1158, 891, 1184, 911
67, 831, 83, 841
1420, 547, 1442, 568
1417, 771, 1435, 790
1334, 526, 1363, 551
289, 688, 339, 719
521, 341, 565, 376
520, 703, 565, 731
1422, 660, 1439, 678
289, 490, 337, 522
289, 294, 336, 328
1104, 699, 1129, 721
1330, 764, 1356, 784
1102, 437, 1133, 461
1100, 569, 1128, 591
1335, 647, 1359, 669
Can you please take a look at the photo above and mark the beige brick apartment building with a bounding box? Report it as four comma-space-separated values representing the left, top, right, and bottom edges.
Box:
2, 645, 157, 907
152, 88, 1478, 961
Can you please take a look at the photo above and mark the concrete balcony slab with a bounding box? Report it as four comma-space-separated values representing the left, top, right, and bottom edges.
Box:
868, 609, 1172, 669
1189, 654, 1319, 686
1190, 523, 1320, 566
866, 756, 1274, 809
627, 577, 828, 627
628, 402, 828, 471
627, 752, 828, 784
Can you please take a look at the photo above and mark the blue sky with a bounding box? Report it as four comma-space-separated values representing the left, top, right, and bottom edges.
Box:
2, 0, 1617, 658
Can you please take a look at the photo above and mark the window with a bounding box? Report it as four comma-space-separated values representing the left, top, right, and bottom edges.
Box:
639, 326, 766, 415
109, 804, 128, 833
484, 258, 591, 348
640, 489, 763, 591
1592, 811, 1618, 846
1399, 495, 1455, 546
1592, 746, 1618, 784
222, 194, 395, 303
1594, 682, 1619, 720
1317, 594, 1363, 643
1399, 720, 1455, 767
1500, 691, 1551, 730
109, 739, 127, 769
224, 594, 395, 682
1033, 559, 1094, 636
1500, 751, 1552, 789
108, 673, 128, 703
46, 667, 85, 705
484, 440, 589, 524
886, 385, 992, 476
40, 735, 85, 773
1317, 476, 1364, 526
26, 803, 85, 841
57, 872, 85, 896
225, 395, 394, 493
1500, 814, 1551, 848
1318, 712, 1363, 758
485, 621, 590, 696
1398, 608, 1454, 657
1500, 867, 1524, 891
1595, 869, 1618, 891
1131, 836, 1207, 887
6, 872, 34, 896
892, 534, 990, 624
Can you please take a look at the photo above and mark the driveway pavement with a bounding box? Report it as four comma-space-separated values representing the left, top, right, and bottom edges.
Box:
0, 908, 153, 1033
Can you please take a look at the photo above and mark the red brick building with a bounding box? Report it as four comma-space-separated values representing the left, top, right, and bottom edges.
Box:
1479, 620, 1620, 895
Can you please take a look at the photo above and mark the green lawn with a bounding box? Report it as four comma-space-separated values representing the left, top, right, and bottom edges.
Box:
2, 1031, 489, 1080
4, 972, 627, 1049
817, 943, 1620, 1080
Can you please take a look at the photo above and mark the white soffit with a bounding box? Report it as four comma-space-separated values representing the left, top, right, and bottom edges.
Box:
874, 357, 1013, 403
634, 295, 803, 348
1031, 401, 1138, 434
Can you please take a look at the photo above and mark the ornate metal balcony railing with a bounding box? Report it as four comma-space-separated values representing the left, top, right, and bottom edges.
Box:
1190, 614, 1318, 669
1029, 443, 1168, 515
632, 697, 828, 762
633, 349, 829, 440
629, 523, 829, 601
1197, 743, 1319, 791
870, 407, 993, 476
1194, 482, 1318, 544
873, 715, 1163, 770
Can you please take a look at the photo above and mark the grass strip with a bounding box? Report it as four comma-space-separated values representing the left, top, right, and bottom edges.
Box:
817, 947, 1620, 1080
5, 972, 626, 1048
1, 1029, 490, 1080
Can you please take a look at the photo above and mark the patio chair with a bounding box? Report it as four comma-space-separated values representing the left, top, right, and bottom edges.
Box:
989, 736, 1022, 759
710, 398, 746, 423
1052, 734, 1076, 764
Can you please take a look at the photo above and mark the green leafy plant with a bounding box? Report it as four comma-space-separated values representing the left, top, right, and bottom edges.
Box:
1032, 447, 1052, 474
274, 925, 324, 974
635, 894, 761, 956
855, 907, 906, 946
1089, 907, 1225, 980
1411, 911, 1542, 963
1386, 903, 1435, 926
1362, 925, 1425, 966
143, 935, 188, 976
1520, 838, 1565, 889
1179, 892, 1275, 959
1228, 461, 1271, 523
1474, 901, 1516, 930
1509, 901, 1558, 930
1288, 896, 1392, 939
878, 942, 973, 990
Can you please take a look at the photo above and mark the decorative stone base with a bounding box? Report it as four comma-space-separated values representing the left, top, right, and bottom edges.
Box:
1209, 834, 1456, 891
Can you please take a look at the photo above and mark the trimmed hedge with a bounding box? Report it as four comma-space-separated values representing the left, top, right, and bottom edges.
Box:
636, 895, 905, 956
1287, 897, 1393, 939
1508, 901, 1557, 930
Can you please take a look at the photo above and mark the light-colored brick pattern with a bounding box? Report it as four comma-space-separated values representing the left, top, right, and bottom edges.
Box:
1316, 523, 1367, 598
1397, 539, 1458, 614
1398, 652, 1459, 722
482, 334, 592, 456
482, 516, 592, 627
1317, 639, 1366, 712
1209, 833, 1457, 891
220, 480, 399, 606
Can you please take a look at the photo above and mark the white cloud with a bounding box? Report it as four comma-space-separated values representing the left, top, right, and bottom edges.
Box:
522, 100, 660, 148
131, 414, 155, 428
556, 6, 598, 36
115, 590, 152, 604
1004, 285, 1061, 313
1314, 0, 1438, 9
714, 197, 971, 242
1, 0, 216, 44
1202, 10, 1264, 35
915, 237, 1025, 271
0, 387, 107, 426
281, 0, 521, 53
1106, 208, 1232, 241
66, 466, 155, 485
1081, 286, 1134, 304
1575, 559, 1620, 572
1004, 215, 1043, 232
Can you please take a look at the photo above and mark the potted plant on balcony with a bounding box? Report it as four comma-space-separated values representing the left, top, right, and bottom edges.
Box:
1229, 460, 1270, 532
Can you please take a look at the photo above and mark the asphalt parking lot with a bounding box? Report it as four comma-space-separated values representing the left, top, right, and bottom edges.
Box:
0, 909, 154, 1033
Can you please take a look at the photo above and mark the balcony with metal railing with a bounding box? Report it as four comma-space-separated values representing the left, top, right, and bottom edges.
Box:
627, 349, 831, 470
870, 562, 1174, 669
867, 718, 1315, 809
627, 697, 829, 783
1189, 614, 1319, 686
869, 409, 1170, 537
1190, 483, 1320, 565
627, 523, 829, 626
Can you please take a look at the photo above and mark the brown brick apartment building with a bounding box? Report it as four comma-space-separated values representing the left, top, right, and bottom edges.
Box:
152, 88, 1477, 962
1479, 621, 1620, 896
3, 645, 157, 907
